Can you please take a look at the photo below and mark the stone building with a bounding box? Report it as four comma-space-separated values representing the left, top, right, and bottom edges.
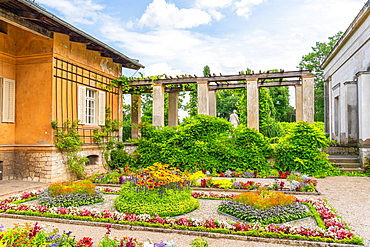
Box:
322, 1, 370, 165
0, 0, 143, 182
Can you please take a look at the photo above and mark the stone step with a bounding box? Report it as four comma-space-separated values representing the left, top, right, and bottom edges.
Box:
326, 146, 358, 155
338, 167, 365, 172
328, 155, 362, 169
329, 157, 360, 164
333, 162, 362, 168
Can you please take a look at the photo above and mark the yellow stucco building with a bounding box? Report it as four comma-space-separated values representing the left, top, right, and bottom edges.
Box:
0, 0, 143, 182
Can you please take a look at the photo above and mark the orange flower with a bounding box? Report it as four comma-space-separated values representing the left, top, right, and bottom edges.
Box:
148, 185, 155, 189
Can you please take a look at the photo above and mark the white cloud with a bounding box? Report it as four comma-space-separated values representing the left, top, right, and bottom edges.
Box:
195, 0, 234, 9
143, 62, 185, 76
36, 0, 104, 24
39, 0, 366, 79
234, 0, 266, 18
138, 0, 212, 29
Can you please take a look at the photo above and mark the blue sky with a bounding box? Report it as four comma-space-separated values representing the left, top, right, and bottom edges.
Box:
35, 0, 365, 77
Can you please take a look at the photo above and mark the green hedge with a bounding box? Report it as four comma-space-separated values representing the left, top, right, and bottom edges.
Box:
134, 115, 272, 173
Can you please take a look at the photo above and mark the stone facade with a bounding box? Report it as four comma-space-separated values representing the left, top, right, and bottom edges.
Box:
322, 1, 370, 165
0, 145, 108, 183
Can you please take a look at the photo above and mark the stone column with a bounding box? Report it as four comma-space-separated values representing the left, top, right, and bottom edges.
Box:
197, 81, 209, 115
302, 75, 315, 123
131, 94, 141, 139
168, 92, 178, 127
247, 79, 259, 131
209, 90, 217, 116
118, 84, 123, 142
152, 83, 165, 126
295, 84, 303, 122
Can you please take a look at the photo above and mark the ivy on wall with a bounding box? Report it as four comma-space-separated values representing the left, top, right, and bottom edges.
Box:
51, 120, 88, 179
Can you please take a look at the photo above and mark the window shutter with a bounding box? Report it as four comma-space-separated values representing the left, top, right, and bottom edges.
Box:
2, 78, 15, 123
98, 91, 106, 126
78, 86, 86, 124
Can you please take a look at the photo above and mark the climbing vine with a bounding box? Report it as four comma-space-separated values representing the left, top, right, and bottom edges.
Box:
51, 120, 88, 179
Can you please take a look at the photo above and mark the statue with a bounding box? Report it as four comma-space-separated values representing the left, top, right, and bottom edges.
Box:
229, 110, 239, 127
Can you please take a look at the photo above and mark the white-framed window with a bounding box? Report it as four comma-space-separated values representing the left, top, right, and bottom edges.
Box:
0, 78, 15, 123
78, 86, 105, 125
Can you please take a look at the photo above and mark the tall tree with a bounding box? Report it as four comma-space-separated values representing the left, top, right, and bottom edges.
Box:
203, 65, 211, 77
268, 87, 295, 122
299, 32, 342, 122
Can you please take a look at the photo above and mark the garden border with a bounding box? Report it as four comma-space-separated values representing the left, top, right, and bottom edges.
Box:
191, 187, 321, 195
94, 184, 321, 195
0, 213, 360, 247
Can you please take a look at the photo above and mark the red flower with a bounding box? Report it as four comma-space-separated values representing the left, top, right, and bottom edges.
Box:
77, 237, 93, 247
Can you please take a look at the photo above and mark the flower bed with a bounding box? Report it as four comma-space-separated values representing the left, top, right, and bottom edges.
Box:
0, 222, 179, 247
114, 163, 199, 217
89, 168, 319, 193
197, 174, 317, 193
0, 190, 363, 246
39, 180, 104, 208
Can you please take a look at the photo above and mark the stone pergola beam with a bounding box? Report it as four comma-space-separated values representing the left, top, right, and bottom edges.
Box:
126, 80, 302, 94
128, 70, 311, 86
247, 79, 259, 130
152, 83, 165, 126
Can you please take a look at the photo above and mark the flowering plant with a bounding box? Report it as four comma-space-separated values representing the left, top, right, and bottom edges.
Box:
48, 180, 97, 196
135, 163, 191, 190
0, 193, 363, 244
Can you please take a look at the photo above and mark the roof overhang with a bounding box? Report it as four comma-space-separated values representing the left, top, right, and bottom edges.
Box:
0, 0, 144, 70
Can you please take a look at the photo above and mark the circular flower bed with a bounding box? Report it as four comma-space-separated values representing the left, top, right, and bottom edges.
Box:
218, 190, 311, 225
38, 180, 104, 208
114, 163, 199, 217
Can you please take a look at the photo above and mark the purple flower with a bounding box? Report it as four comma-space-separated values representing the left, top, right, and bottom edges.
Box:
0, 225, 4, 232
154, 241, 167, 247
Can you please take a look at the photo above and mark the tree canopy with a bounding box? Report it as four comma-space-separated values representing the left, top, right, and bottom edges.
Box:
299, 31, 342, 122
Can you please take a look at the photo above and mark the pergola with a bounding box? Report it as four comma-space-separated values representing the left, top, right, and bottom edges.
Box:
127, 70, 314, 138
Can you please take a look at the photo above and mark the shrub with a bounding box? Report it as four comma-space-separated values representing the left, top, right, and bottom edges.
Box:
108, 146, 133, 169
135, 115, 271, 173
190, 236, 209, 247
114, 184, 199, 217
275, 121, 335, 176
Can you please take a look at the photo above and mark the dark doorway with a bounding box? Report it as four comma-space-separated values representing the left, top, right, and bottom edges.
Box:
0, 162, 3, 180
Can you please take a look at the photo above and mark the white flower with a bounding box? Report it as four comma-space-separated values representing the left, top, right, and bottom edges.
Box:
218, 220, 232, 229
289, 180, 300, 191
137, 214, 151, 222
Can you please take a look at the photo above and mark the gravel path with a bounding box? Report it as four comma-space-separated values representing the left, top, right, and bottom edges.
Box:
1, 176, 369, 247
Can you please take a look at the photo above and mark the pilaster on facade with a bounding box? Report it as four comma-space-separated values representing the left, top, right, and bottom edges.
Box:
247, 79, 259, 131
357, 72, 370, 146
